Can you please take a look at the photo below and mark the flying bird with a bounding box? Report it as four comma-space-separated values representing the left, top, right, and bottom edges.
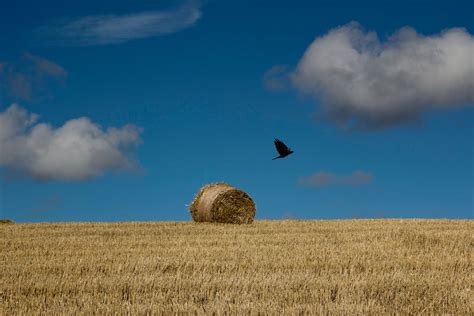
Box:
272, 138, 294, 160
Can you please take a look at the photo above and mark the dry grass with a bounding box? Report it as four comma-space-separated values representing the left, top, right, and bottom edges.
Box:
1, 219, 472, 314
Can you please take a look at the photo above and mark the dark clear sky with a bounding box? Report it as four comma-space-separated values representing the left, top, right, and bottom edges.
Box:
0, 0, 473, 222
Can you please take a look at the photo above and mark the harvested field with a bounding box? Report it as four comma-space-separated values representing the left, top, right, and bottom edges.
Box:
1, 219, 472, 314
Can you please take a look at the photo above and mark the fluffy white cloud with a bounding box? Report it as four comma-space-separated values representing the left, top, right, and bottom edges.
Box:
299, 170, 373, 187
292, 22, 474, 128
35, 2, 202, 46
0, 104, 142, 180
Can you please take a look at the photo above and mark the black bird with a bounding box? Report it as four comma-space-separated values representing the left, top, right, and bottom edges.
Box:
272, 138, 294, 160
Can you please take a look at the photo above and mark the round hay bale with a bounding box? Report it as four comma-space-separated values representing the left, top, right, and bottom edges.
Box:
189, 183, 256, 224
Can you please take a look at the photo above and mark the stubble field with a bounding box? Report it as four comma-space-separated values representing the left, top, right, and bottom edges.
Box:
1, 219, 473, 314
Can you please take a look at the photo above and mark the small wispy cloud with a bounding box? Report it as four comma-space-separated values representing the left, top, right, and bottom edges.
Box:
34, 2, 202, 46
0, 52, 67, 101
4, 72, 33, 101
299, 170, 374, 187
263, 64, 291, 91
23, 52, 67, 78
29, 194, 63, 214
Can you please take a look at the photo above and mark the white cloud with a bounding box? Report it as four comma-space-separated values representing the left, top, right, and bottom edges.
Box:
35, 2, 202, 46
299, 170, 373, 187
292, 22, 474, 129
0, 104, 142, 181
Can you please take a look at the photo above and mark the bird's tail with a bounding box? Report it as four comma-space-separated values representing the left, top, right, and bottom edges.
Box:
272, 156, 281, 160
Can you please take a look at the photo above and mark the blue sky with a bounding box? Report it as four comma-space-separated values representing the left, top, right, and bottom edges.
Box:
0, 0, 473, 222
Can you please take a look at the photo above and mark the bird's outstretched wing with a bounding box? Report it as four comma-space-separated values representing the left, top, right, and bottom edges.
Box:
274, 138, 290, 155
